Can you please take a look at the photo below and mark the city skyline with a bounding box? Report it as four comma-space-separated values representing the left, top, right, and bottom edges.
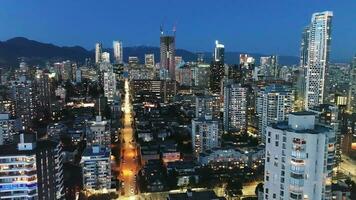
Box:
0, 2, 355, 200
0, 1, 355, 61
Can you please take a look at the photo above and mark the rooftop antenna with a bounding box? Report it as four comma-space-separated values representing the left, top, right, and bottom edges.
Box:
173, 23, 176, 36
160, 24, 164, 35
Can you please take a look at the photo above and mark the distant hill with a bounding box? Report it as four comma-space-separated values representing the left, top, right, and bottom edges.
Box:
0, 37, 92, 67
0, 37, 300, 67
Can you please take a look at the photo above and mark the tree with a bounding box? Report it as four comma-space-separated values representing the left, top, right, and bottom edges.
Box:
167, 169, 179, 189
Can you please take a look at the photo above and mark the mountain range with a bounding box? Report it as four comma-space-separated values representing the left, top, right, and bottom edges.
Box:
0, 37, 300, 67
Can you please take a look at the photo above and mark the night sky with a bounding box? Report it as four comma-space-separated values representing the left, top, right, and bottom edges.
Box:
0, 0, 355, 61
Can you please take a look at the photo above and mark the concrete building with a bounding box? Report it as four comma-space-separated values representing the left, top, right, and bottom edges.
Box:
223, 83, 248, 133
257, 85, 294, 142
113, 40, 123, 64
87, 116, 111, 146
95, 43, 102, 63
264, 112, 335, 200
81, 146, 111, 190
145, 54, 155, 67
101, 52, 110, 63
103, 69, 117, 102
0, 134, 64, 199
10, 76, 35, 130
0, 112, 21, 145
192, 116, 219, 156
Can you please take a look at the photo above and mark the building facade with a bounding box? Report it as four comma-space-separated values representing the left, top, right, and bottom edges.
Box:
264, 112, 335, 200
303, 11, 333, 109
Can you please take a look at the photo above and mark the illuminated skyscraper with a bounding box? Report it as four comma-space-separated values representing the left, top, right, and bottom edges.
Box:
214, 40, 224, 62
210, 41, 225, 94
160, 30, 176, 80
303, 11, 333, 109
145, 54, 155, 67
113, 40, 123, 64
95, 42, 102, 63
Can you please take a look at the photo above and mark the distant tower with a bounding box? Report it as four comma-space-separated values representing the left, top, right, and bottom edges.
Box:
113, 40, 123, 64
95, 43, 103, 63
210, 40, 225, 94
145, 54, 155, 67
160, 26, 176, 80
304, 11, 333, 109
214, 40, 225, 62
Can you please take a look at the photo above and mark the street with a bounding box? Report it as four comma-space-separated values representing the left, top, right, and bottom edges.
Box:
117, 79, 140, 197
339, 154, 356, 182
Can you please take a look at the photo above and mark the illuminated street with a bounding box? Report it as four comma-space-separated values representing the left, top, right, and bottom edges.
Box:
118, 79, 140, 197
340, 155, 356, 182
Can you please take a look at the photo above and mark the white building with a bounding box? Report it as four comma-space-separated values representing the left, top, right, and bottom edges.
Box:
223, 83, 248, 133
145, 54, 155, 67
81, 146, 111, 190
257, 85, 294, 142
303, 11, 333, 109
264, 112, 335, 200
113, 40, 123, 64
95, 43, 102, 63
192, 116, 219, 156
101, 52, 110, 63
87, 116, 111, 146
103, 68, 117, 102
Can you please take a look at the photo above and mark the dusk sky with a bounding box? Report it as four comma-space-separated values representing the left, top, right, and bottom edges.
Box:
0, 0, 355, 60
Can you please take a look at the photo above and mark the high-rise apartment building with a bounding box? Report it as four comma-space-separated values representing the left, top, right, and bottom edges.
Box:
257, 85, 294, 142
145, 54, 155, 67
160, 33, 176, 80
103, 68, 117, 102
101, 52, 110, 63
10, 76, 35, 130
0, 134, 64, 199
192, 116, 219, 156
95, 43, 103, 64
264, 112, 335, 200
113, 40, 123, 64
0, 113, 21, 145
303, 11, 333, 110
81, 146, 111, 190
223, 83, 248, 133
195, 94, 220, 120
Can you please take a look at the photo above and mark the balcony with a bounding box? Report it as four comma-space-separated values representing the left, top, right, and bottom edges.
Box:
290, 165, 305, 174
291, 151, 307, 159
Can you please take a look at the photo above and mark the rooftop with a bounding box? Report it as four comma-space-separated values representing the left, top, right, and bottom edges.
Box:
168, 190, 226, 200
